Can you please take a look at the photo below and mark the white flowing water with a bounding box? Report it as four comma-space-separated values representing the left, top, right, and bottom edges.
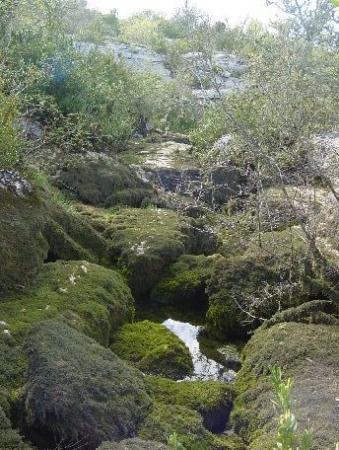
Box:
163, 318, 236, 382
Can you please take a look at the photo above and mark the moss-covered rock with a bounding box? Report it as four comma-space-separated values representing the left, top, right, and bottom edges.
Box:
150, 255, 218, 308
111, 321, 193, 380
232, 322, 339, 450
54, 153, 155, 207
0, 172, 109, 294
0, 405, 31, 450
139, 402, 245, 450
0, 260, 134, 350
80, 207, 189, 298
0, 187, 48, 294
206, 228, 313, 339
44, 205, 108, 263
23, 321, 152, 450
262, 299, 338, 329
97, 438, 169, 450
146, 376, 234, 433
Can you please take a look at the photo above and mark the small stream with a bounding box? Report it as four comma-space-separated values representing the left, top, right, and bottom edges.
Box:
163, 318, 237, 382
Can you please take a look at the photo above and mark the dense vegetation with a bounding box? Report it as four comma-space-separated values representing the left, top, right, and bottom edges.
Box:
0, 1, 338, 450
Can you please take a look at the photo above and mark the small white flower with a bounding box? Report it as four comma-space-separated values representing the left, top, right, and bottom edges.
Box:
3, 329, 11, 337
0, 321, 7, 327
58, 287, 68, 294
69, 274, 76, 285
45, 305, 50, 311
21, 308, 27, 313
80, 265, 88, 274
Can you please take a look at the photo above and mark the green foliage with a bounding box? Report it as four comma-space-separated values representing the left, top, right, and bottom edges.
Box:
23, 320, 152, 449
206, 228, 311, 339
168, 433, 185, 450
111, 321, 193, 379
0, 91, 21, 168
120, 12, 168, 52
271, 366, 312, 450
0, 406, 31, 450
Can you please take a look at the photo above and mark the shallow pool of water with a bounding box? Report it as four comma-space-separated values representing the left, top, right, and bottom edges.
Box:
163, 318, 236, 382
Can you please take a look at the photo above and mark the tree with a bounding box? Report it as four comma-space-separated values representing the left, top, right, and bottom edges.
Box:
267, 0, 339, 46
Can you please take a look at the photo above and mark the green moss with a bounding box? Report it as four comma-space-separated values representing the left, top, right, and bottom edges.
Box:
23, 320, 152, 450
54, 154, 154, 207
0, 188, 48, 294
105, 188, 157, 208
0, 171, 109, 294
146, 376, 234, 432
150, 255, 219, 308
206, 228, 313, 339
111, 321, 193, 380
0, 260, 134, 349
232, 322, 339, 449
139, 402, 244, 450
80, 206, 190, 298
44, 206, 108, 264
262, 299, 338, 328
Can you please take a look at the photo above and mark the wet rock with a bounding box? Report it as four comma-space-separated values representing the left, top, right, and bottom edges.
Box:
217, 345, 241, 371
132, 141, 250, 208
202, 165, 249, 206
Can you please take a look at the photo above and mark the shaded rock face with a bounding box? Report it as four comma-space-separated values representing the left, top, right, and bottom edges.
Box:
23, 321, 152, 450
132, 141, 249, 208
76, 41, 172, 80
54, 153, 155, 207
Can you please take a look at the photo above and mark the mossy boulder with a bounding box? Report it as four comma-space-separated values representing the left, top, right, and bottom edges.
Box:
44, 205, 108, 263
0, 186, 48, 294
0, 260, 134, 350
139, 402, 245, 450
81, 207, 190, 298
206, 228, 313, 339
97, 438, 169, 450
232, 322, 339, 450
146, 376, 235, 433
54, 154, 155, 207
23, 321, 152, 450
111, 321, 193, 380
0, 406, 31, 450
0, 172, 109, 294
150, 255, 219, 309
